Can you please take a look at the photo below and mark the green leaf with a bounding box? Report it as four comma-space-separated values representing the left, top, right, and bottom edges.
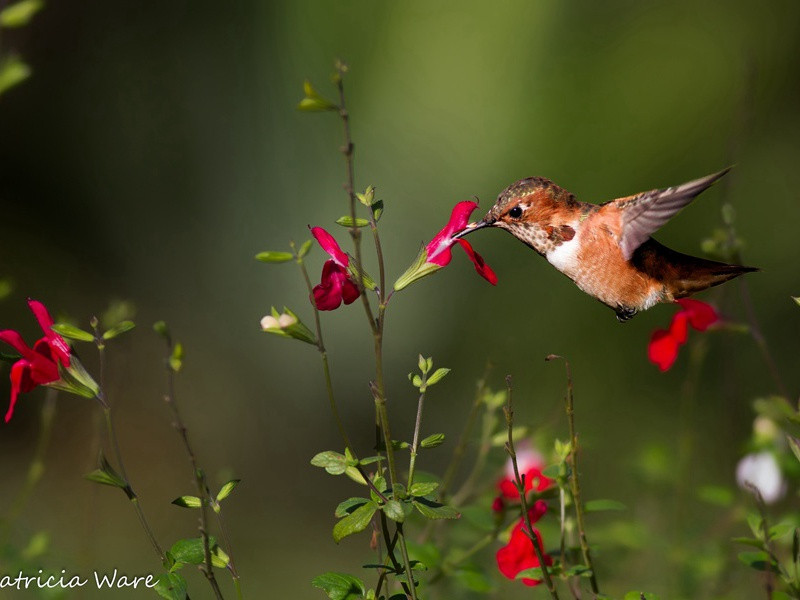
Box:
393, 244, 442, 291
515, 567, 543, 580
0, 55, 30, 95
382, 500, 405, 523
410, 374, 423, 388
334, 497, 369, 518
169, 537, 217, 569
426, 368, 450, 387
51, 323, 94, 342
696, 485, 734, 507
371, 200, 384, 222
788, 435, 800, 465
153, 320, 170, 339
211, 544, 230, 568
584, 499, 626, 512
102, 320, 136, 340
792, 296, 800, 307
0, 0, 43, 27
491, 426, 528, 447
419, 433, 445, 449
154, 573, 187, 600
412, 497, 460, 520
311, 451, 348, 475
335, 216, 370, 228
171, 496, 202, 509
311, 572, 366, 600
333, 501, 378, 543
169, 342, 184, 372
298, 80, 338, 112
564, 565, 593, 577
623, 593, 660, 600
85, 453, 131, 497
731, 536, 766, 550
409, 482, 439, 497
297, 239, 313, 258
737, 551, 777, 572
769, 521, 795, 540
356, 186, 375, 206
21, 531, 49, 561
216, 479, 240, 502
344, 466, 367, 485
255, 251, 294, 263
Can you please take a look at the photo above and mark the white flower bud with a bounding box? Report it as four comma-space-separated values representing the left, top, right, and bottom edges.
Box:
736, 451, 786, 504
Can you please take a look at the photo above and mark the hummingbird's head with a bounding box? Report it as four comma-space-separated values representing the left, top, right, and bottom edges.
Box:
455, 177, 578, 250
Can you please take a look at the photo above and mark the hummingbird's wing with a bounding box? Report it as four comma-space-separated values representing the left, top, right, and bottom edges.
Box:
616, 168, 730, 261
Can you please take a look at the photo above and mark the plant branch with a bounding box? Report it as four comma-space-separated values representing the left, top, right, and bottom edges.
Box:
504, 376, 560, 599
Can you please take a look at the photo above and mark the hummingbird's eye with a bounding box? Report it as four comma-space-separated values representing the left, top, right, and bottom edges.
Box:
508, 206, 523, 219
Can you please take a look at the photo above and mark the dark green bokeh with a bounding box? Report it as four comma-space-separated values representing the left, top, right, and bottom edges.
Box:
1, 1, 799, 597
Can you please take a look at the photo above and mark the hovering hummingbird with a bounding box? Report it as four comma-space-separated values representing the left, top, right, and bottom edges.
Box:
456, 169, 757, 322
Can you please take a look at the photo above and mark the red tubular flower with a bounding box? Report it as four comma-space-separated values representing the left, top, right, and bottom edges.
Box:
309, 226, 360, 311
426, 201, 498, 284
496, 500, 552, 586
648, 298, 720, 371
0, 299, 71, 422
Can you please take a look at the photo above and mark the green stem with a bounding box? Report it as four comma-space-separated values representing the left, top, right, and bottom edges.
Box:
504, 376, 560, 600
407, 389, 426, 488
547, 356, 599, 595
215, 510, 243, 600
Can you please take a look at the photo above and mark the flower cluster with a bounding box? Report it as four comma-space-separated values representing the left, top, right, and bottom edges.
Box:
648, 298, 719, 371
493, 447, 553, 587
0, 299, 70, 422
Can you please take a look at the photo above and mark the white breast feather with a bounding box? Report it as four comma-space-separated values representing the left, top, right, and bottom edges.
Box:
545, 222, 580, 275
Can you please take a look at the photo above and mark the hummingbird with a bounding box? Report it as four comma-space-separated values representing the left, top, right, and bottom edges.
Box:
456, 169, 757, 322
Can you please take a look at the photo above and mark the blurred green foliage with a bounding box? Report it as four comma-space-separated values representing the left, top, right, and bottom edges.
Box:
1, 1, 799, 598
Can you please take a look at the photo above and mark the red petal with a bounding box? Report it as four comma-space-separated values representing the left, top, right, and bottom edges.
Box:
676, 298, 719, 331
499, 479, 520, 500
313, 260, 345, 311
669, 312, 689, 344
310, 227, 349, 267
27, 299, 70, 367
496, 506, 551, 586
648, 329, 680, 371
30, 339, 61, 385
425, 201, 480, 266
6, 360, 34, 422
340, 277, 360, 305
456, 239, 498, 285
523, 468, 552, 494
0, 329, 35, 359
492, 496, 505, 512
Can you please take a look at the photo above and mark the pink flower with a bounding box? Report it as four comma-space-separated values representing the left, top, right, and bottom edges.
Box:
496, 500, 552, 586
426, 201, 497, 283
309, 227, 360, 311
648, 299, 719, 371
492, 445, 552, 512
0, 299, 71, 422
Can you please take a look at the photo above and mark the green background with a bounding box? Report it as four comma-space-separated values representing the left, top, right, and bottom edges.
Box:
1, 1, 799, 598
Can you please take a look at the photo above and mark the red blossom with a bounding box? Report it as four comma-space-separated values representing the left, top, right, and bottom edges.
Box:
496, 500, 552, 586
496, 446, 552, 502
648, 298, 720, 371
309, 227, 360, 311
0, 299, 71, 422
426, 201, 497, 285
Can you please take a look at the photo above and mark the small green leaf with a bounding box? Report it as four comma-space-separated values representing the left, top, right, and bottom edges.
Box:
255, 251, 294, 263
169, 537, 216, 568
0, 0, 43, 27
356, 185, 375, 206
410, 374, 423, 388
298, 80, 338, 112
333, 501, 378, 543
420, 433, 445, 449
335, 497, 369, 518
0, 55, 30, 95
409, 481, 439, 497
216, 479, 240, 502
311, 572, 366, 600
51, 323, 94, 342
297, 239, 313, 258
371, 200, 384, 222
335, 216, 370, 228
153, 320, 170, 339
737, 550, 777, 572
412, 498, 460, 520
769, 521, 795, 540
732, 536, 766, 550
564, 565, 593, 577
154, 572, 187, 600
584, 499, 626, 512
383, 500, 405, 523
515, 567, 543, 580
311, 451, 348, 475
211, 545, 229, 568
85, 453, 132, 498
623, 593, 660, 600
792, 296, 800, 307
426, 368, 450, 386
103, 320, 136, 340
491, 426, 527, 447
788, 435, 800, 465
169, 342, 184, 372
172, 496, 202, 509
21, 531, 49, 561
344, 466, 367, 485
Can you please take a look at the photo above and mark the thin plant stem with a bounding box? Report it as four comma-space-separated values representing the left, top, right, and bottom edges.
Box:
546, 355, 599, 595
94, 334, 166, 564
160, 334, 227, 600
439, 362, 491, 501
407, 388, 426, 488
504, 376, 560, 600
5, 388, 57, 526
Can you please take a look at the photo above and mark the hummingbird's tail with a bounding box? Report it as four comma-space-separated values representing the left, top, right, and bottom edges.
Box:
632, 239, 759, 298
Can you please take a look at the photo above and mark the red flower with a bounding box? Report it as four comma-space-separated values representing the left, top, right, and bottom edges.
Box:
496, 500, 552, 586
0, 299, 71, 422
497, 446, 552, 501
426, 201, 497, 284
648, 298, 719, 371
309, 227, 360, 311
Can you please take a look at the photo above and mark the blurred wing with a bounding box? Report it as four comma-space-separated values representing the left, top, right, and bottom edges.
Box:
617, 168, 730, 261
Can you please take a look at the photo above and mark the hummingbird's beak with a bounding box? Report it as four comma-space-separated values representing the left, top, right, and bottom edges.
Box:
453, 219, 493, 240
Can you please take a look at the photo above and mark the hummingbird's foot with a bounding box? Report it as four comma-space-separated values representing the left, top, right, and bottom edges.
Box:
614, 305, 638, 323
